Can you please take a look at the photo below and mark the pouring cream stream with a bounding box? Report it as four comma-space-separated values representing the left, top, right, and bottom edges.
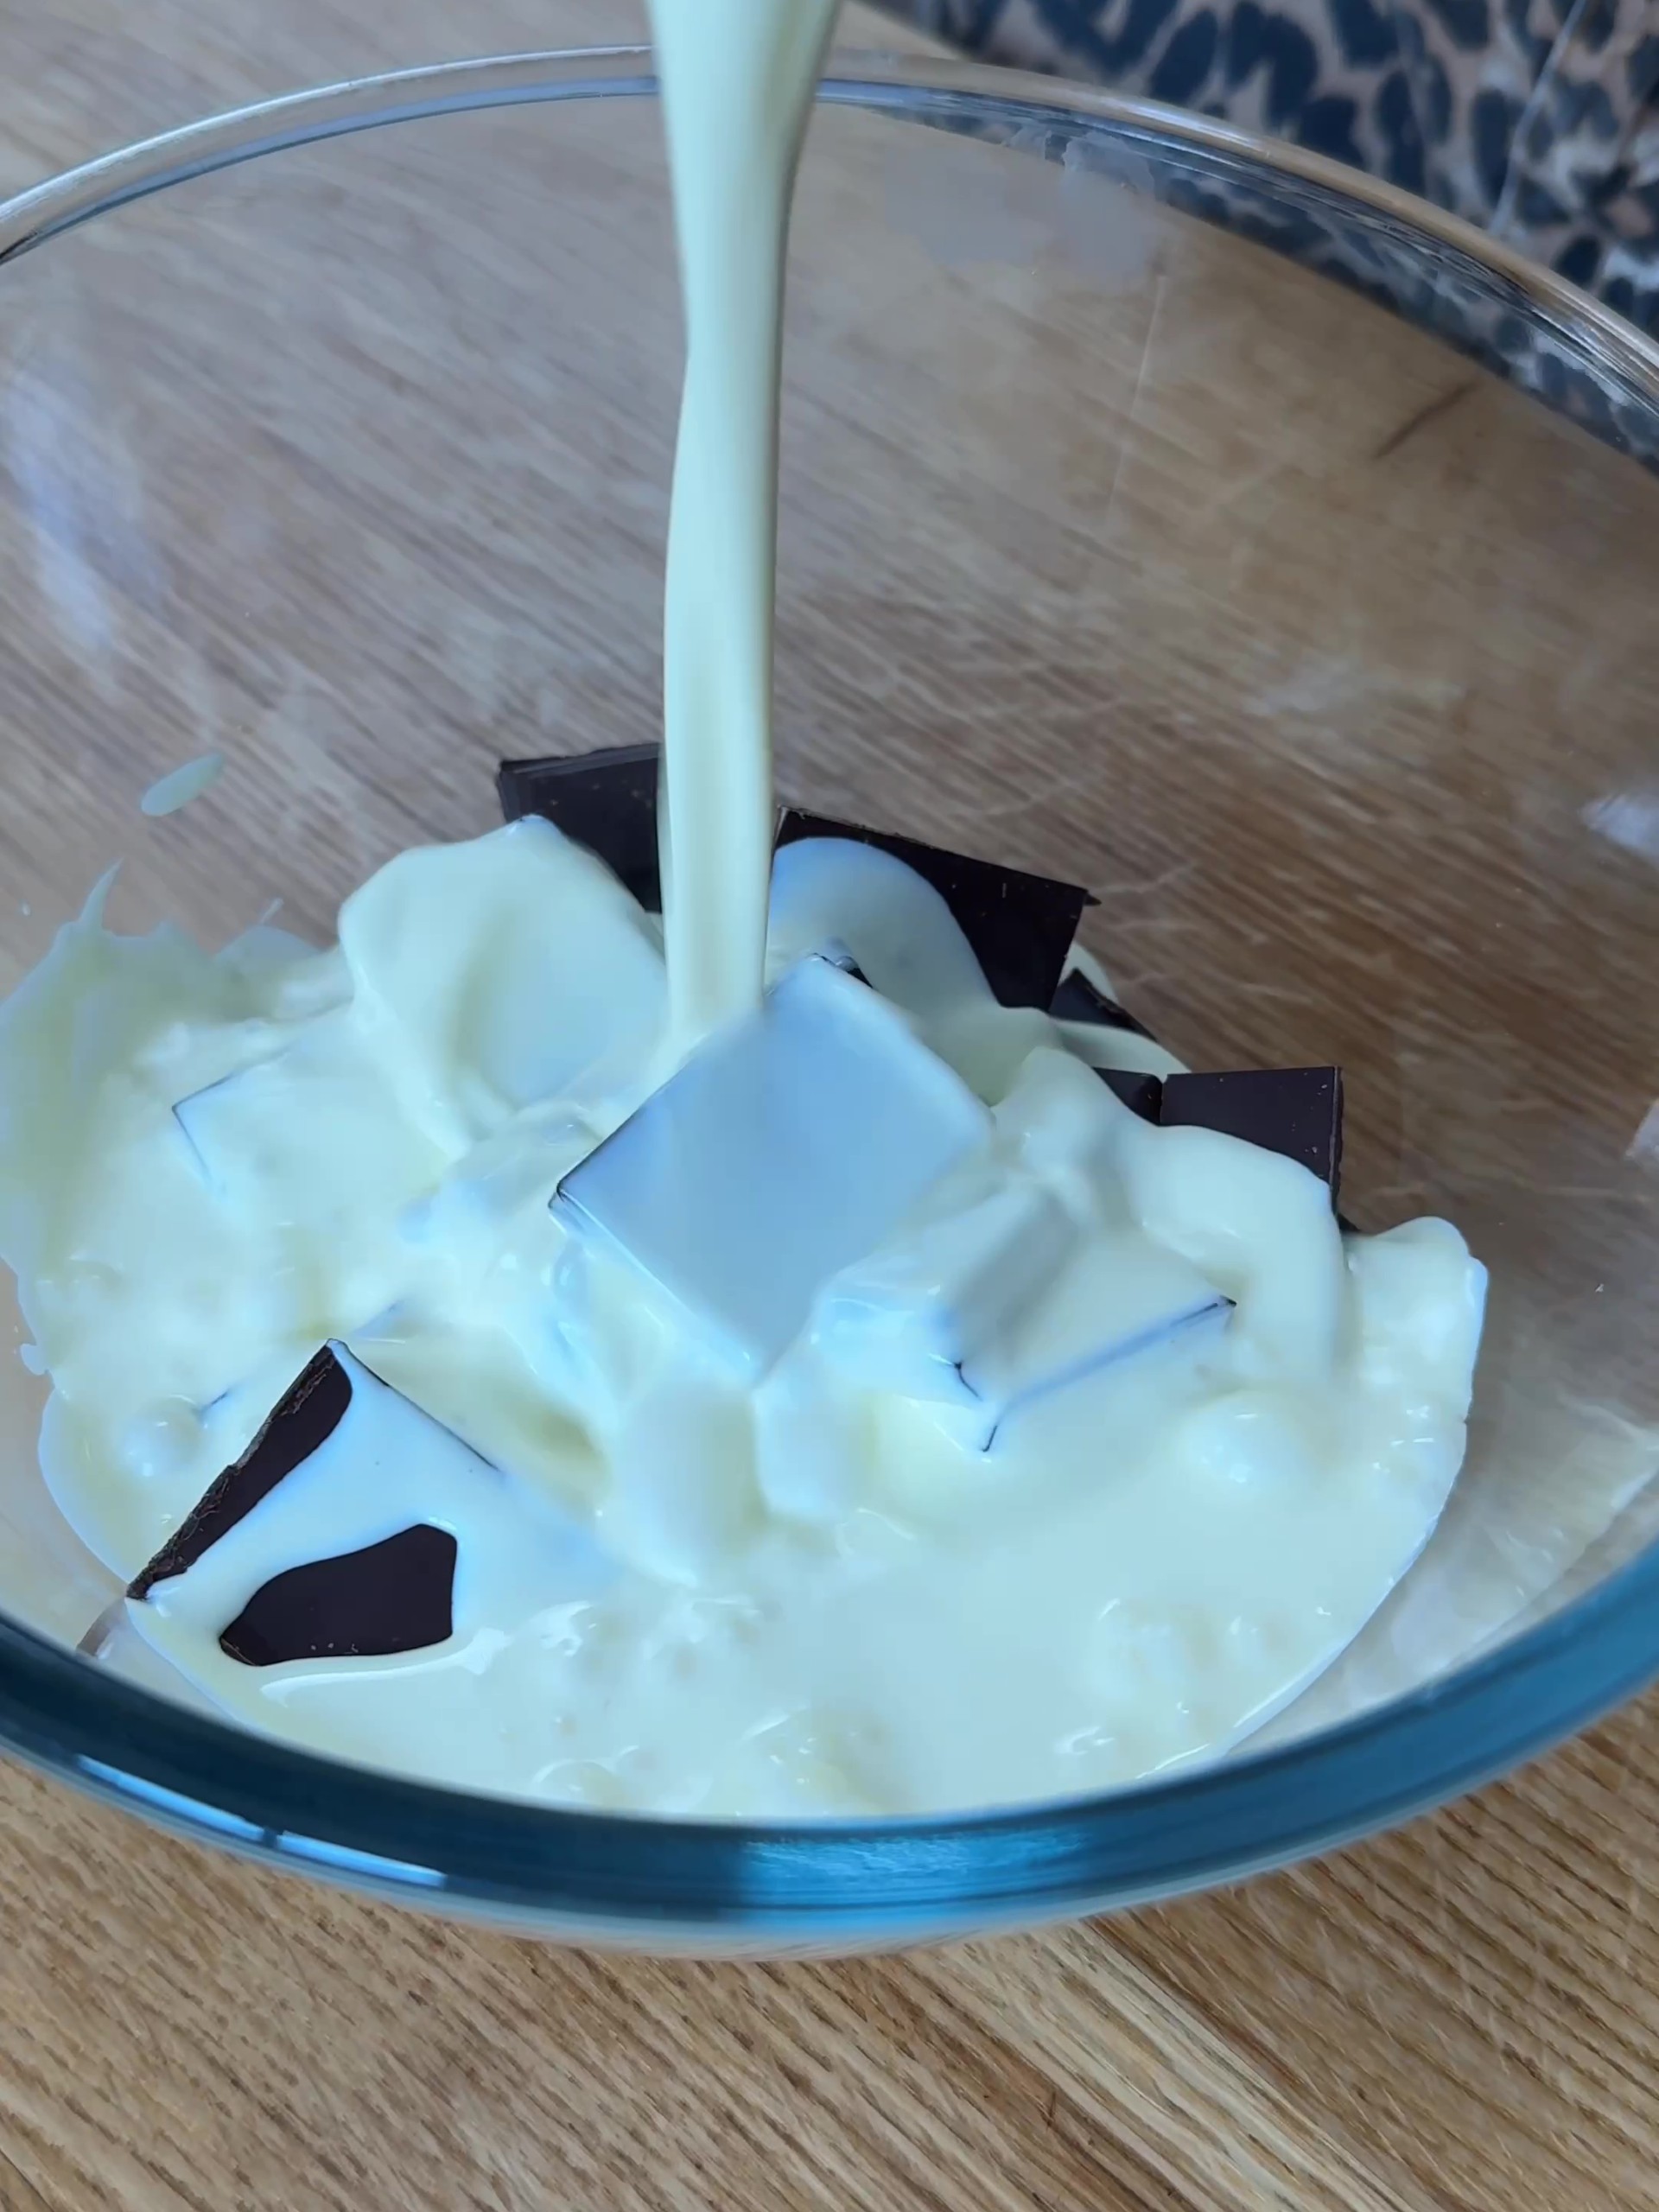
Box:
649, 0, 843, 1049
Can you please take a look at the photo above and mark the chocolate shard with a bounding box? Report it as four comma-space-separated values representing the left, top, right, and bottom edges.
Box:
128, 1346, 350, 1601
1099, 1067, 1164, 1123
1051, 967, 1156, 1040
775, 809, 1095, 1011
1160, 1067, 1344, 1202
1048, 969, 1163, 1120
497, 744, 662, 910
219, 1524, 456, 1668
128, 1345, 479, 1671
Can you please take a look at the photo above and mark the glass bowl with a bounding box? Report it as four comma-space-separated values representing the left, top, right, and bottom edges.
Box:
0, 46, 1656, 1955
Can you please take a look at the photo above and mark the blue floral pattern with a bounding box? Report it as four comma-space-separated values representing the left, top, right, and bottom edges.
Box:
886, 0, 1659, 327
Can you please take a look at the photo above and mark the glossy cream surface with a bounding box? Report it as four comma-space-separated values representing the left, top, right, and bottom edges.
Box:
0, 0, 1486, 1815
0, 823, 1485, 1814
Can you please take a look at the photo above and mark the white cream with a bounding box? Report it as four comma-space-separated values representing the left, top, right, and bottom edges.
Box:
0, 822, 1485, 1815
0, 0, 1487, 1817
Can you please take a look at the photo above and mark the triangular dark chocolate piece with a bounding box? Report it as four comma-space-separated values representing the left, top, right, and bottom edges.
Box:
219, 1524, 457, 1667
1051, 967, 1156, 1040
498, 745, 662, 910
128, 1347, 473, 1672
129, 1346, 351, 1600
496, 747, 1099, 1010
776, 809, 1094, 1011
1051, 969, 1161, 1119
1098, 1068, 1164, 1123
1160, 1067, 1344, 1201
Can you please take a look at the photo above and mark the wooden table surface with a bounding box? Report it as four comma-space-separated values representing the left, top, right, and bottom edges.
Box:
2, 3, 1659, 2208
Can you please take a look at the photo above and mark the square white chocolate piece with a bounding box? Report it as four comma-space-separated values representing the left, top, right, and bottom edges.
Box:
552, 958, 991, 1379
817, 1198, 1230, 1451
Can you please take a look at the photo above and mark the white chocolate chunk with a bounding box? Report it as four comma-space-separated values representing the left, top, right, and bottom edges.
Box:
555, 957, 992, 1380
812, 1178, 1077, 1403
944, 1230, 1230, 1450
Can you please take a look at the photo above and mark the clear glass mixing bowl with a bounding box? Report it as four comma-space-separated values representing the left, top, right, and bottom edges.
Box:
0, 47, 1656, 1954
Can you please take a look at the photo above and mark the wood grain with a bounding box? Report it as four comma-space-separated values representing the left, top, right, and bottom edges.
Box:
0, 3, 1656, 2207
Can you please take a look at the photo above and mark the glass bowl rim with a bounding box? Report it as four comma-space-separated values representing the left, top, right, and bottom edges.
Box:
0, 45, 1654, 1935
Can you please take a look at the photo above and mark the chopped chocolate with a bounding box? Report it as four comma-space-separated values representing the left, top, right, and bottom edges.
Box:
1160, 1067, 1344, 1200
1047, 969, 1163, 1119
775, 809, 1095, 1011
1051, 967, 1155, 1039
812, 1181, 1077, 1405
555, 956, 991, 1380
969, 1274, 1232, 1452
495, 747, 1096, 1007
813, 1198, 1230, 1453
497, 744, 662, 910
1098, 1067, 1164, 1122
1051, 975, 1343, 1188
219, 1523, 456, 1667
128, 1344, 487, 1672
129, 1346, 350, 1600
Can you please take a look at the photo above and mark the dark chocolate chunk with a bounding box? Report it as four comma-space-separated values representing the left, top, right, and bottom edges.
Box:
129, 1346, 350, 1600
1049, 970, 1162, 1118
1051, 967, 1156, 1040
218, 1523, 457, 1668
498, 744, 662, 910
496, 747, 1096, 1008
775, 809, 1095, 1011
129, 1346, 476, 1671
1098, 1067, 1164, 1122
1160, 1067, 1344, 1200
